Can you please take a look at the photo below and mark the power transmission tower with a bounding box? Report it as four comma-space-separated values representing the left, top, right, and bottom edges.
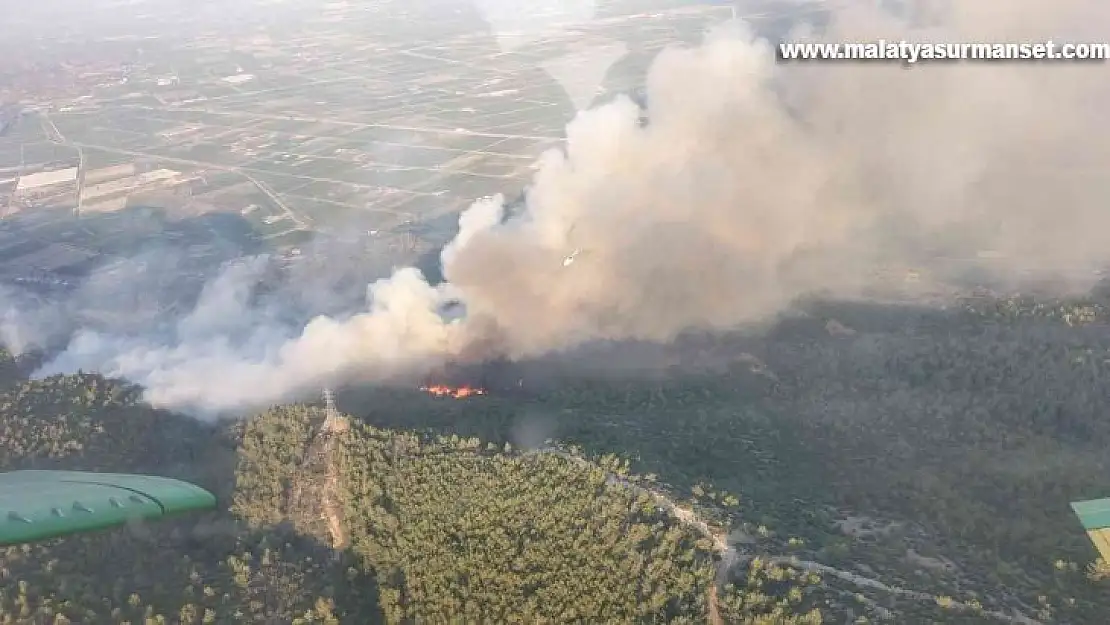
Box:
287, 386, 347, 550
321, 386, 340, 432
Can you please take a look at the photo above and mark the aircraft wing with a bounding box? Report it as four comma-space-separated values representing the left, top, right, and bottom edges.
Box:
1071, 497, 1110, 561
0, 470, 216, 546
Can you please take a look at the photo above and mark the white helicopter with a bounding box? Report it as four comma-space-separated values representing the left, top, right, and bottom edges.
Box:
560, 224, 591, 268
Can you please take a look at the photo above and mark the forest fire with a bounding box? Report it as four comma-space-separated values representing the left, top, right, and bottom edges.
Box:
419, 384, 487, 399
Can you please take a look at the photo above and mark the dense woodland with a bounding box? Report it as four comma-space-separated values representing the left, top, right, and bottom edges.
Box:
2, 289, 1110, 622
0, 364, 819, 622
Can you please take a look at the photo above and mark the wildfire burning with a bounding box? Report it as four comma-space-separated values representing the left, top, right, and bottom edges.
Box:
419, 384, 487, 399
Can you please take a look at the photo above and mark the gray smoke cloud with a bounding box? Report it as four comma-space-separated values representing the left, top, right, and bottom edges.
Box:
0, 286, 57, 357
24, 0, 1110, 417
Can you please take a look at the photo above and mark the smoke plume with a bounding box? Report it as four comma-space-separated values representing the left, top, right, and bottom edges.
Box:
0, 286, 57, 357
22, 0, 1110, 416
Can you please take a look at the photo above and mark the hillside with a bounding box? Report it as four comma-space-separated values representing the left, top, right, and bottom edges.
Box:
2, 290, 1110, 622
0, 369, 819, 623
335, 292, 1110, 623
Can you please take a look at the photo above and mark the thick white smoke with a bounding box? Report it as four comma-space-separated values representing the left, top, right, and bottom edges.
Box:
23, 0, 1110, 416
1, 289, 47, 357
0, 284, 71, 357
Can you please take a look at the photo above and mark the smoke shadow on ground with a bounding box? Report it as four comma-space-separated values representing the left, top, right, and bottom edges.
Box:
333, 289, 1110, 622
0, 205, 267, 351
335, 289, 1110, 536
332, 295, 945, 441
1, 204, 403, 369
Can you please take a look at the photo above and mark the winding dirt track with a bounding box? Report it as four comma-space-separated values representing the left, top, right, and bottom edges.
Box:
528, 447, 1042, 625
300, 422, 1039, 625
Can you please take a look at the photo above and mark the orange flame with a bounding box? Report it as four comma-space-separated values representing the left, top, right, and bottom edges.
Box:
420, 384, 487, 399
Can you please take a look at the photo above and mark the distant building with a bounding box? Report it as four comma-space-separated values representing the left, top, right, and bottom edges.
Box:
15, 167, 78, 194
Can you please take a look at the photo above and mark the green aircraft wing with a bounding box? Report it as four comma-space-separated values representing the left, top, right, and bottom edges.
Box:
0, 470, 216, 546
1071, 497, 1110, 561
